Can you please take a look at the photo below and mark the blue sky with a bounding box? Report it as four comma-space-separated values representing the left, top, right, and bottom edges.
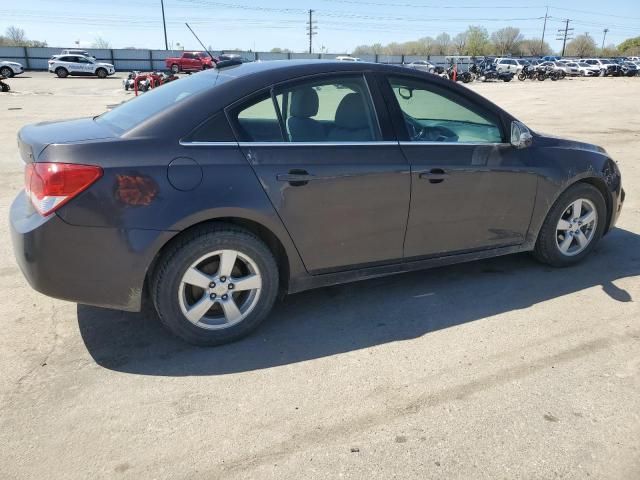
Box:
1, 0, 638, 53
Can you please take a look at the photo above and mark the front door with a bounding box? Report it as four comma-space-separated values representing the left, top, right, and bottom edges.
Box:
229, 74, 410, 274
382, 75, 537, 259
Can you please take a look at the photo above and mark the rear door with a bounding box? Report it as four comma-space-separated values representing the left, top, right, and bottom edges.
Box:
381, 74, 537, 259
228, 73, 410, 274
65, 56, 82, 74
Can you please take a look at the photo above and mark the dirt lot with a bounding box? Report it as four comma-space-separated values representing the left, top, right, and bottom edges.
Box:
1, 72, 639, 479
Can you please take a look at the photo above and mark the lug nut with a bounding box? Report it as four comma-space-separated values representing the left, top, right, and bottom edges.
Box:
209, 282, 216, 288
210, 293, 216, 300
220, 276, 226, 282
222, 294, 228, 300
228, 283, 234, 290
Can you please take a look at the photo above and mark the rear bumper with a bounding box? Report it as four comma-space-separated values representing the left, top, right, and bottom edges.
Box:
10, 191, 175, 311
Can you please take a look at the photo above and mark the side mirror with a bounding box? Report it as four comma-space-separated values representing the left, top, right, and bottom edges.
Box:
510, 121, 533, 149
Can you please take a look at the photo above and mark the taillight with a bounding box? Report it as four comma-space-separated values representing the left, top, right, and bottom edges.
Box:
25, 162, 103, 216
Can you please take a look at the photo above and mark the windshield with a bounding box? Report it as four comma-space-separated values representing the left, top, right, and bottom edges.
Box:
96, 71, 232, 133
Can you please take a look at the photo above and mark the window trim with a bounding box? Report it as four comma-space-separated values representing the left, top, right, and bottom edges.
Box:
381, 74, 507, 144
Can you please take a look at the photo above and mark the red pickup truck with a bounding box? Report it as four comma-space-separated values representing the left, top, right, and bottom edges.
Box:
165, 52, 214, 73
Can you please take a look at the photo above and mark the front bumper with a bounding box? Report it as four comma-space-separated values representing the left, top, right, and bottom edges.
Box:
10, 191, 175, 311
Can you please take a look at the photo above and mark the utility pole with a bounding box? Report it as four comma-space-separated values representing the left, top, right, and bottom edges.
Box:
601, 28, 609, 51
160, 0, 168, 50
306, 9, 317, 54
540, 6, 549, 52
556, 19, 573, 57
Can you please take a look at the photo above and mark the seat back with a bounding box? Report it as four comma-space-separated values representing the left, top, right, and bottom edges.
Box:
287, 87, 326, 142
328, 93, 374, 141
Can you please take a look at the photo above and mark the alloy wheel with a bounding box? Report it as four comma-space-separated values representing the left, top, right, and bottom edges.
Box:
555, 198, 598, 256
178, 249, 262, 330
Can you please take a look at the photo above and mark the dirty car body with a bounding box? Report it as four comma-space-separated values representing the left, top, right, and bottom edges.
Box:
11, 60, 624, 318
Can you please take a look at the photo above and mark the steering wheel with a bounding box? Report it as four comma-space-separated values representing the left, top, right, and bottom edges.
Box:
404, 115, 459, 142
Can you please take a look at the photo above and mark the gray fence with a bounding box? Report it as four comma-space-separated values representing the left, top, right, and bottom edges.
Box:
0, 46, 471, 71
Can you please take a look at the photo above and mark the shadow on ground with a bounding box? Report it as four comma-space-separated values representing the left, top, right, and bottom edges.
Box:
78, 228, 639, 376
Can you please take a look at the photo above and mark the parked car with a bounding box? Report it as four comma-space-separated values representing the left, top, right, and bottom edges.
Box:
495, 58, 529, 74
582, 58, 617, 76
542, 55, 562, 62
0, 60, 24, 77
405, 60, 436, 73
165, 51, 214, 73
554, 61, 581, 76
336, 56, 361, 62
539, 61, 565, 78
48, 55, 115, 78
621, 61, 638, 76
11, 60, 624, 345
60, 49, 95, 60
571, 61, 601, 76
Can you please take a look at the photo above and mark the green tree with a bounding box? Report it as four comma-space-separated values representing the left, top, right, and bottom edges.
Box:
434, 32, 451, 55
518, 39, 552, 56
618, 36, 640, 55
465, 26, 491, 56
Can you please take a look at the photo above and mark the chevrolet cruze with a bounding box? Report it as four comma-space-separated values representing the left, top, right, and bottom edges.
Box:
11, 60, 624, 345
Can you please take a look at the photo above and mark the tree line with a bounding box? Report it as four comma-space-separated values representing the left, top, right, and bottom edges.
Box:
352, 26, 639, 58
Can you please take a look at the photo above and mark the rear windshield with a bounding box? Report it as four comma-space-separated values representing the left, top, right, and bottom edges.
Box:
96, 70, 231, 133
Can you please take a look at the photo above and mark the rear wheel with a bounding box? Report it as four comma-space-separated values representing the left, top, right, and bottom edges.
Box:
533, 183, 606, 267
96, 68, 107, 78
0, 66, 13, 77
55, 67, 68, 78
152, 225, 279, 346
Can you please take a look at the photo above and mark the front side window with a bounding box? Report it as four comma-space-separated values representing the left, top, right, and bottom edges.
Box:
388, 77, 503, 144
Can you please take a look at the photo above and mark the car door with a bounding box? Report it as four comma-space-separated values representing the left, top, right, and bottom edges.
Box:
65, 56, 82, 74
381, 74, 537, 259
228, 73, 410, 274
77, 57, 93, 74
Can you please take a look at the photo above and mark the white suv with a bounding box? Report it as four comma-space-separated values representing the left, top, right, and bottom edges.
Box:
582, 58, 616, 75
48, 55, 115, 78
0, 60, 24, 77
495, 58, 528, 74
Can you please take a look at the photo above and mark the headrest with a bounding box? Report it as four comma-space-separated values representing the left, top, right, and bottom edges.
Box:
334, 93, 370, 129
290, 87, 319, 118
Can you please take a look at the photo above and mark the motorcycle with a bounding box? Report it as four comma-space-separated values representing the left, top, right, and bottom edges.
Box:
469, 63, 513, 82
0, 74, 9, 92
538, 65, 561, 81
517, 64, 545, 81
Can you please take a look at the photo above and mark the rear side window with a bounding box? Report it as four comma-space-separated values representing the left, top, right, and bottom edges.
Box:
229, 75, 381, 143
275, 76, 380, 142
185, 112, 236, 142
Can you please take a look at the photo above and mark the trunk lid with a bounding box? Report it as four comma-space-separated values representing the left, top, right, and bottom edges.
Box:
18, 117, 117, 163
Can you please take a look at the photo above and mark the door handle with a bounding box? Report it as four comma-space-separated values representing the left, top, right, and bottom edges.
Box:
277, 169, 315, 186
419, 168, 449, 184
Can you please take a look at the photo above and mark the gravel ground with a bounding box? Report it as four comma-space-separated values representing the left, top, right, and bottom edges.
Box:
1, 72, 639, 480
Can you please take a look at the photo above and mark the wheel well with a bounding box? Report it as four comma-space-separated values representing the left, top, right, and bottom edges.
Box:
577, 177, 612, 233
144, 218, 290, 301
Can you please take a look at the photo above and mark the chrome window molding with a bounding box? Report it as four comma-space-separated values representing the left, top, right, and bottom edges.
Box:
180, 140, 400, 147
399, 141, 511, 147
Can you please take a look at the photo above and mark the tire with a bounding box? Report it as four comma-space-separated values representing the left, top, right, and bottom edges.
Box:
96, 68, 107, 78
171, 64, 180, 74
55, 67, 68, 78
517, 72, 526, 81
152, 224, 279, 346
503, 77, 512, 82
0, 66, 13, 77
533, 183, 607, 267
0, 82, 9, 92
537, 72, 546, 81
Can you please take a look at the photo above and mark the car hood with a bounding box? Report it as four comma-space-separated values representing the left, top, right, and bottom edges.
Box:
18, 117, 117, 162
96, 62, 114, 67
535, 132, 607, 155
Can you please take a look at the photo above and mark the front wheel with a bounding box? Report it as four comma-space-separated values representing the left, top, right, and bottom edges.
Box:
0, 66, 13, 77
96, 68, 107, 79
171, 64, 180, 74
517, 72, 526, 81
533, 183, 606, 267
152, 225, 279, 346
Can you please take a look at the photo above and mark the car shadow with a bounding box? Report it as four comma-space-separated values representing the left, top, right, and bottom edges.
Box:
78, 227, 640, 376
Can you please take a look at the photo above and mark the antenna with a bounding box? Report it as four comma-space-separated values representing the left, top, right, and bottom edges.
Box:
185, 22, 215, 61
